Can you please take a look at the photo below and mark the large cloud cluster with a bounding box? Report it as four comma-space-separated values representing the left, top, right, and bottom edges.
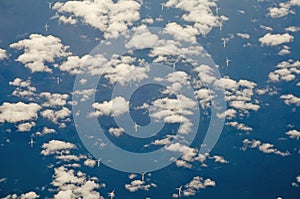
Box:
10, 34, 70, 73
242, 139, 290, 157
267, 0, 300, 18
53, 0, 141, 39
165, 0, 228, 36
0, 102, 41, 123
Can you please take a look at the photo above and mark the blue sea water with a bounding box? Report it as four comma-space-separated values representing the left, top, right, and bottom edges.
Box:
0, 0, 300, 198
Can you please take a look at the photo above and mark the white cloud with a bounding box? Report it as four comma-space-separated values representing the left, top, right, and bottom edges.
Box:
108, 127, 124, 137
41, 140, 76, 156
20, 191, 39, 199
268, 3, 291, 18
280, 94, 300, 106
286, 129, 300, 139
165, 143, 198, 162
10, 34, 70, 73
183, 176, 216, 197
267, 0, 300, 18
226, 122, 253, 132
285, 26, 300, 32
242, 139, 290, 156
9, 78, 36, 99
268, 60, 300, 82
126, 25, 159, 49
53, 0, 141, 39
165, 0, 228, 36
91, 96, 129, 117
17, 122, 36, 132
51, 166, 101, 199
84, 159, 96, 168
60, 54, 149, 86
35, 127, 56, 136
3, 191, 40, 199
278, 45, 290, 56
41, 107, 71, 126
163, 22, 198, 43
194, 88, 214, 108
0, 48, 8, 60
237, 33, 250, 39
0, 102, 41, 123
149, 94, 196, 134
59, 54, 107, 75
40, 92, 69, 107
259, 33, 294, 46
125, 179, 157, 192
72, 89, 96, 102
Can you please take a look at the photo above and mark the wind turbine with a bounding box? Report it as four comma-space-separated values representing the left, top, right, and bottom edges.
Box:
97, 158, 101, 167
161, 3, 164, 11
134, 122, 140, 133
225, 57, 231, 67
48, 2, 53, 9
176, 185, 183, 198
108, 190, 115, 199
141, 171, 147, 182
222, 39, 227, 48
219, 23, 223, 31
56, 76, 61, 85
44, 23, 50, 32
28, 137, 35, 147
173, 56, 180, 70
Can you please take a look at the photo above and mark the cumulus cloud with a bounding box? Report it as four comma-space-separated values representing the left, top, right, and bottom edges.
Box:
126, 25, 159, 49
53, 0, 141, 39
148, 94, 196, 134
9, 78, 36, 99
268, 3, 291, 18
285, 26, 300, 32
278, 45, 290, 56
72, 89, 96, 102
267, 0, 300, 18
237, 33, 250, 39
84, 159, 96, 168
269, 60, 300, 82
20, 191, 39, 199
17, 122, 36, 132
51, 166, 101, 199
193, 64, 259, 132
259, 33, 294, 46
41, 107, 71, 126
41, 140, 76, 156
163, 22, 198, 43
165, 0, 228, 36
0, 102, 41, 123
226, 122, 253, 132
40, 92, 69, 107
59, 54, 107, 75
214, 77, 259, 131
286, 129, 300, 139
35, 127, 56, 136
0, 48, 8, 60
242, 139, 290, 156
108, 127, 124, 137
182, 176, 216, 197
90, 96, 129, 117
60, 54, 149, 86
280, 94, 300, 106
3, 191, 39, 199
10, 34, 70, 73
165, 143, 198, 162
125, 179, 157, 192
